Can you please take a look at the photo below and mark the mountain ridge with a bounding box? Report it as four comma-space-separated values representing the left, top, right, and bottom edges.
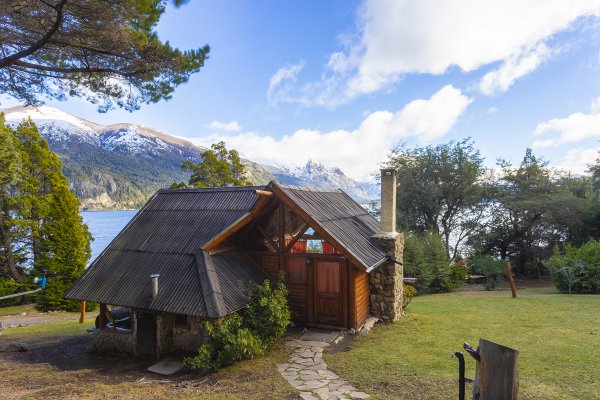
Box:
2, 105, 378, 209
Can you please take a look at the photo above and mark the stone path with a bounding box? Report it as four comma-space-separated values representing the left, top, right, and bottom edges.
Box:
278, 337, 370, 400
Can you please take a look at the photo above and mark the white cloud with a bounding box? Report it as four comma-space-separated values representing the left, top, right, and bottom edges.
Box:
196, 85, 471, 180
269, 0, 600, 106
479, 44, 552, 96
532, 97, 600, 148
267, 61, 305, 105
555, 147, 599, 174
209, 120, 242, 132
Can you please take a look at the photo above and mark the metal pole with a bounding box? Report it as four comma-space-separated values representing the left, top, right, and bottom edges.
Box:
0, 288, 42, 301
452, 351, 465, 400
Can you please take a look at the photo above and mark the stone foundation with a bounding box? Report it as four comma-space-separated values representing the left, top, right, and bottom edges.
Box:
92, 311, 207, 358
369, 232, 404, 321
92, 312, 137, 354
172, 315, 206, 352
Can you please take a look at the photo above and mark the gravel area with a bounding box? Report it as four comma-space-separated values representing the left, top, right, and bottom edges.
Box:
0, 311, 98, 328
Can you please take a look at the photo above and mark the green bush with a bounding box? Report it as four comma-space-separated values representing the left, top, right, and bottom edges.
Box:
402, 284, 417, 309
469, 254, 505, 290
183, 344, 213, 373
547, 241, 600, 294
241, 279, 291, 346
184, 279, 291, 372
403, 232, 454, 293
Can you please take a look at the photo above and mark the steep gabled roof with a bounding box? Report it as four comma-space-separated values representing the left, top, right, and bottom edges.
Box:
65, 182, 388, 317
64, 187, 268, 317
271, 183, 387, 271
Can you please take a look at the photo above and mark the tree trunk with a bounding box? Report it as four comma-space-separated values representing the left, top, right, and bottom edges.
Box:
472, 339, 519, 400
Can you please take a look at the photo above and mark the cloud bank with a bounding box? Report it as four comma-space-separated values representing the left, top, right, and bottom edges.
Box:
268, 0, 600, 106
198, 85, 471, 180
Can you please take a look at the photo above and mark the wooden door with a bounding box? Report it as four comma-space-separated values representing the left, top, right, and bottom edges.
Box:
285, 256, 308, 323
315, 259, 342, 326
136, 311, 156, 358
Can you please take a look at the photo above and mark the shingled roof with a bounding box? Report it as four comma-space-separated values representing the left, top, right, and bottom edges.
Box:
64, 187, 269, 317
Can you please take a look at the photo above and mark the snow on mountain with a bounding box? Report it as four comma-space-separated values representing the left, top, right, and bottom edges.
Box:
1, 105, 378, 208
277, 160, 379, 201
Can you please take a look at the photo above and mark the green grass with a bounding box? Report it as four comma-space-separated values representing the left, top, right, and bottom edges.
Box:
1, 318, 95, 338
325, 286, 600, 400
0, 305, 30, 316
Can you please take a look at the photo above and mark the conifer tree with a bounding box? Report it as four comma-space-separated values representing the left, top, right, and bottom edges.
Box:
0, 115, 23, 281
11, 119, 91, 310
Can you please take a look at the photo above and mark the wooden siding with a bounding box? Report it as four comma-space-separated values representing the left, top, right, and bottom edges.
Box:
354, 267, 369, 329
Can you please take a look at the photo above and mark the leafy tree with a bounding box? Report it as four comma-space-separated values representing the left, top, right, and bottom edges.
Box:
468, 254, 505, 291
469, 150, 587, 276
547, 241, 600, 294
174, 141, 251, 188
0, 0, 209, 112
386, 138, 488, 259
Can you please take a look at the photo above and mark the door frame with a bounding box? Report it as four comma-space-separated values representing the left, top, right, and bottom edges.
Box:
285, 253, 349, 328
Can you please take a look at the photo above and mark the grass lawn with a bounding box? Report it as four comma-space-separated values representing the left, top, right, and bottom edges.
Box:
325, 285, 600, 400
0, 305, 30, 316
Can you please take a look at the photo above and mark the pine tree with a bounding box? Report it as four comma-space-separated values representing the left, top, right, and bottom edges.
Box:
11, 119, 91, 310
176, 141, 252, 188
0, 1, 209, 112
0, 114, 23, 281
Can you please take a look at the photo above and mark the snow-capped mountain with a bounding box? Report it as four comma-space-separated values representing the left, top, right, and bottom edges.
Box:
2, 105, 378, 209
268, 160, 379, 201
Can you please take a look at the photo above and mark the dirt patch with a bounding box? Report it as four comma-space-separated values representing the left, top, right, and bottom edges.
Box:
0, 330, 297, 400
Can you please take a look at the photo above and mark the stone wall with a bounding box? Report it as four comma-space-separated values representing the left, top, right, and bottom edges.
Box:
92, 312, 137, 355
156, 313, 175, 358
369, 232, 404, 321
172, 315, 207, 352
91, 311, 207, 358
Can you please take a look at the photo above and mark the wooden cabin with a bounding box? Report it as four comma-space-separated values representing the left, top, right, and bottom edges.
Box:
65, 170, 404, 358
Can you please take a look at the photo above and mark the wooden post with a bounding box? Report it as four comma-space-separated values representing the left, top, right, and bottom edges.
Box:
505, 262, 517, 298
79, 300, 86, 323
470, 339, 519, 400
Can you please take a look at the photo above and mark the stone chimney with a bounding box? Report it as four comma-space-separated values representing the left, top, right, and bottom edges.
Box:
369, 168, 404, 322
379, 168, 397, 232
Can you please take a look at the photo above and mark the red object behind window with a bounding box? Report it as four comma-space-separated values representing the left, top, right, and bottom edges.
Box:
291, 240, 307, 253
321, 241, 338, 254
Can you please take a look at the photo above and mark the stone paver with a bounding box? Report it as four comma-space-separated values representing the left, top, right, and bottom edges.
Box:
279, 335, 370, 400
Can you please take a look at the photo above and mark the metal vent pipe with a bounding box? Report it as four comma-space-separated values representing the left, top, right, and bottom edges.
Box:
150, 274, 160, 299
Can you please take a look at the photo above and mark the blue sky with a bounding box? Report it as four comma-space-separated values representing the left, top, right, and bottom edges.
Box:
5, 0, 600, 181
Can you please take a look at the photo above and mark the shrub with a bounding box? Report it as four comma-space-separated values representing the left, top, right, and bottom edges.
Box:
547, 241, 600, 294
469, 254, 505, 290
183, 344, 213, 373
241, 279, 291, 346
403, 232, 454, 293
450, 258, 469, 282
402, 284, 417, 309
184, 279, 291, 372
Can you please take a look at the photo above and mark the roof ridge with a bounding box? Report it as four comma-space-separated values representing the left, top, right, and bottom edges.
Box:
159, 185, 265, 193
195, 250, 228, 318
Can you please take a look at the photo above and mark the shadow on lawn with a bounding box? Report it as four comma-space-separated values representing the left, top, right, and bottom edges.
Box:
0, 334, 176, 381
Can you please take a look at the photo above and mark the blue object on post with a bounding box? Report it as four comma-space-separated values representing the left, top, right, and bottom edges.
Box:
34, 277, 47, 290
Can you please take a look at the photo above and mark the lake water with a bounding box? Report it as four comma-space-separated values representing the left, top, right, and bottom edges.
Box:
81, 210, 137, 264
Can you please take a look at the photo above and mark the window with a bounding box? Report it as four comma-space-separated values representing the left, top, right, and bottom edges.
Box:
98, 304, 133, 334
